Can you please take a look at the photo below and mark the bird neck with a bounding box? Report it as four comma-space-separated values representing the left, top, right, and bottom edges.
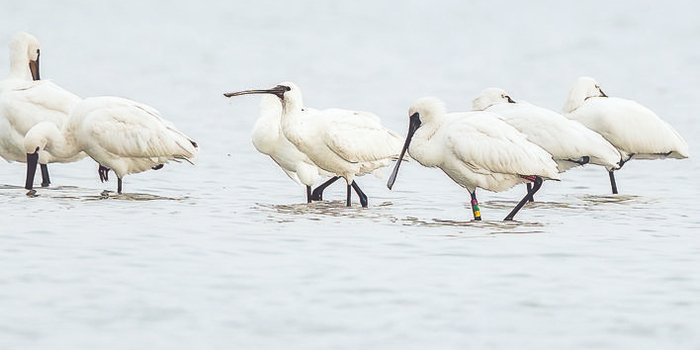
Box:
8, 47, 32, 81
409, 121, 442, 167
251, 115, 282, 154
279, 96, 306, 143
562, 88, 587, 113
29, 123, 81, 161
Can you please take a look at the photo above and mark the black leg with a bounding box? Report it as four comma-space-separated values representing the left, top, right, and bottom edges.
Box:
351, 181, 368, 208
40, 164, 50, 187
609, 170, 618, 194
99, 165, 110, 182
306, 185, 312, 203
117, 178, 123, 194
310, 176, 340, 201
25, 152, 39, 190
346, 183, 352, 207
526, 183, 534, 202
505, 177, 543, 221
470, 190, 482, 221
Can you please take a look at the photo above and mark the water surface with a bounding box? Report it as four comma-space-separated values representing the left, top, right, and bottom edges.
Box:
1, 1, 699, 349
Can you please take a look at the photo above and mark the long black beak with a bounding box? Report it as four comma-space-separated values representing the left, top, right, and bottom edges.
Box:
29, 50, 40, 81
25, 152, 39, 190
506, 95, 516, 103
387, 112, 421, 190
223, 85, 289, 99
599, 88, 608, 98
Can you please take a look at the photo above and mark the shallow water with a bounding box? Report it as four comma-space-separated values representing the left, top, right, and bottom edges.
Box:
1, 1, 699, 349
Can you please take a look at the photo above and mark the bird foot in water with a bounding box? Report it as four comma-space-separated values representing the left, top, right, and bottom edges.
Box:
26, 189, 38, 197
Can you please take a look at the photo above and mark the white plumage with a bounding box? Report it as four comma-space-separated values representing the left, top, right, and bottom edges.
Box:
0, 32, 85, 187
242, 94, 331, 202
225, 82, 403, 207
24, 96, 198, 193
388, 97, 559, 221
562, 77, 689, 193
473, 87, 622, 173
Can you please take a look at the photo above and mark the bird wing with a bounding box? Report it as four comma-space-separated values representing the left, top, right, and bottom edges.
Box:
321, 109, 403, 163
567, 97, 688, 157
488, 103, 621, 169
77, 97, 197, 160
446, 114, 559, 179
0, 80, 80, 134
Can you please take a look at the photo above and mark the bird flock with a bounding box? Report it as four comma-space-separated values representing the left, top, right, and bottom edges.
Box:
1, 32, 690, 221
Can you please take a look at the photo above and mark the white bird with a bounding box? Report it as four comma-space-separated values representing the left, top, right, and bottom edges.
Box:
24, 96, 199, 194
473, 87, 623, 199
225, 93, 333, 202
562, 77, 689, 193
387, 97, 560, 221
225, 82, 403, 207
0, 32, 84, 187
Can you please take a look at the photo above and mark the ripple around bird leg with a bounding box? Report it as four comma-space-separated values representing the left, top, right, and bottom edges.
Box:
0, 184, 25, 190
254, 200, 398, 223
83, 190, 187, 201
255, 200, 547, 234
400, 215, 545, 232
0, 185, 187, 201
578, 194, 654, 205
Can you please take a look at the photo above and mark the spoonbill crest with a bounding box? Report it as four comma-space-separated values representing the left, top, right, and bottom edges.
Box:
388, 97, 560, 221
24, 96, 198, 194
562, 77, 689, 194
225, 82, 403, 207
473, 87, 622, 199
0, 32, 85, 187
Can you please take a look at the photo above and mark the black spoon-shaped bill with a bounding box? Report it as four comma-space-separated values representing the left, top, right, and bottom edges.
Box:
387, 112, 421, 190
223, 85, 290, 99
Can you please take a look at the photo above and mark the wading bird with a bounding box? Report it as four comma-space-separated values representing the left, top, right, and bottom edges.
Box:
473, 87, 622, 199
225, 82, 402, 207
0, 32, 84, 187
24, 96, 198, 194
387, 97, 559, 221
224, 93, 333, 203
562, 77, 689, 194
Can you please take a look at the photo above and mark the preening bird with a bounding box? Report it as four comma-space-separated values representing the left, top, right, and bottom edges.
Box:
225, 82, 403, 207
0, 32, 85, 187
562, 77, 689, 193
24, 96, 198, 194
388, 97, 560, 221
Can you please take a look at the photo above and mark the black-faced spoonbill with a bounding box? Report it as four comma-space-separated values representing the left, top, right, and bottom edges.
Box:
387, 97, 560, 221
0, 32, 85, 187
24, 96, 198, 194
225, 82, 403, 207
473, 87, 623, 199
562, 77, 689, 194
224, 93, 334, 203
